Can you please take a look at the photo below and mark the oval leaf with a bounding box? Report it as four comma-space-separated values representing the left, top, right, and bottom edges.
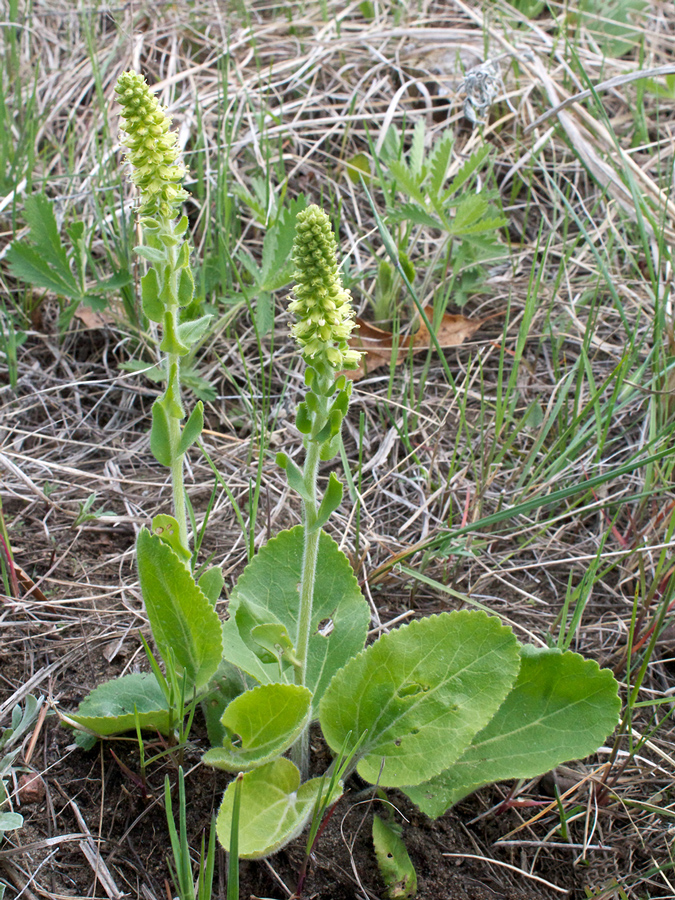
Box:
69, 672, 171, 736
227, 525, 369, 712
203, 683, 311, 771
319, 611, 521, 788
402, 647, 621, 818
216, 758, 341, 858
137, 529, 223, 689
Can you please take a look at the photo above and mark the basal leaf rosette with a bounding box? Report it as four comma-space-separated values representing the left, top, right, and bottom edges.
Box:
115, 71, 188, 219
319, 610, 521, 788
288, 205, 361, 372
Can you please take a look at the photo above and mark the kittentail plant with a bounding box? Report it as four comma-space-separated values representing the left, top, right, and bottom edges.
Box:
200, 207, 621, 864
68, 72, 223, 746
67, 101, 620, 880
115, 70, 208, 554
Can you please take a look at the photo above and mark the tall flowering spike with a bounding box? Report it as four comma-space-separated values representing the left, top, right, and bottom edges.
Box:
289, 205, 361, 370
115, 71, 188, 219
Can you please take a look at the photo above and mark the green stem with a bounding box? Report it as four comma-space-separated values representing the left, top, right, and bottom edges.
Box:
161, 228, 189, 552
292, 437, 322, 778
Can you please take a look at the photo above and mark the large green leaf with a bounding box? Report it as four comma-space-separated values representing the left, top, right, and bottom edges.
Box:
319, 611, 521, 788
402, 647, 621, 818
203, 683, 311, 772
137, 529, 223, 689
227, 525, 369, 712
216, 758, 341, 858
69, 672, 171, 736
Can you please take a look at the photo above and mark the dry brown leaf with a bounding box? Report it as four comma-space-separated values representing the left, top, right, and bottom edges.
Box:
348, 305, 488, 380
73, 303, 119, 328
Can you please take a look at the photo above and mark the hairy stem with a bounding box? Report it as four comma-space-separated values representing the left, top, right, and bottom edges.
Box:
292, 438, 321, 777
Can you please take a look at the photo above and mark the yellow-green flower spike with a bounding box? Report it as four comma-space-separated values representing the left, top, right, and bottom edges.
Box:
289, 205, 361, 371
115, 71, 188, 219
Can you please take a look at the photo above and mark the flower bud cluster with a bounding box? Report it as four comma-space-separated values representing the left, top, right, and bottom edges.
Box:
289, 205, 361, 371
115, 71, 188, 219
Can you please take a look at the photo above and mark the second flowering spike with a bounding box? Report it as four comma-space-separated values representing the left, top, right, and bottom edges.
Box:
288, 205, 361, 372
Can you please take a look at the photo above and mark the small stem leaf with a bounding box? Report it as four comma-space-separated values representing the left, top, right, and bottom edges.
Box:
176, 240, 190, 268
319, 432, 341, 461
295, 402, 312, 434
137, 529, 223, 689
372, 814, 418, 900
68, 672, 171, 737
140, 268, 164, 322
165, 363, 185, 419
198, 566, 224, 606
152, 514, 191, 563
313, 473, 343, 531
216, 758, 342, 858
160, 310, 190, 356
177, 266, 195, 307
135, 245, 166, 265
278, 455, 311, 501
177, 314, 212, 347
150, 399, 173, 467
203, 683, 312, 771
221, 618, 275, 684
228, 526, 369, 713
250, 623, 299, 666
177, 401, 204, 456
319, 611, 521, 788
175, 215, 189, 236
402, 647, 621, 818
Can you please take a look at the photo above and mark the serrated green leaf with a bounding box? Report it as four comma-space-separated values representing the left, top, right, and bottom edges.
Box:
388, 160, 425, 204
68, 672, 171, 736
451, 194, 489, 233
24, 195, 70, 271
387, 203, 443, 230
442, 144, 492, 201
216, 758, 341, 858
203, 684, 311, 771
6, 242, 79, 297
180, 366, 217, 402
255, 292, 273, 336
177, 401, 204, 456
319, 611, 521, 788
228, 526, 369, 713
450, 215, 506, 237
373, 815, 417, 899
409, 119, 426, 177
402, 648, 621, 818
429, 131, 453, 197
137, 529, 223, 689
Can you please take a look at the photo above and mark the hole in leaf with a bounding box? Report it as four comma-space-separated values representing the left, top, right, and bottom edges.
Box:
316, 618, 334, 637
397, 681, 428, 698
394, 738, 402, 747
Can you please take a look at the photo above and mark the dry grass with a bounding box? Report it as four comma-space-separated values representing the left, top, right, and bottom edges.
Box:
2, 0, 675, 898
